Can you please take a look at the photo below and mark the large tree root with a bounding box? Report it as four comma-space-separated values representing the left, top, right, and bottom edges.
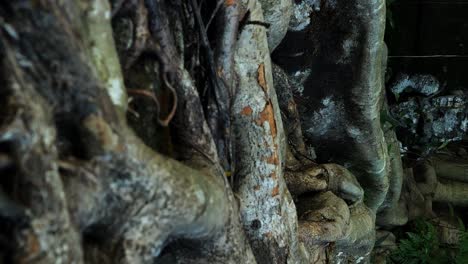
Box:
0, 1, 256, 263
275, 0, 392, 213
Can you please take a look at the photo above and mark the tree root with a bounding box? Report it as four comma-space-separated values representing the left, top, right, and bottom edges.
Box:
0, 1, 255, 262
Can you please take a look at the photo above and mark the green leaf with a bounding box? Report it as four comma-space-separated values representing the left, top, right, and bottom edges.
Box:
390, 220, 451, 264
437, 140, 450, 150
458, 217, 466, 232
380, 110, 400, 128
387, 143, 393, 154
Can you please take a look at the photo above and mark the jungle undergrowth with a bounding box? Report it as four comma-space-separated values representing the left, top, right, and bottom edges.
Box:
389, 217, 468, 264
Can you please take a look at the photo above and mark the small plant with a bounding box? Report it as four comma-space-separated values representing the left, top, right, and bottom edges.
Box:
390, 217, 468, 264
454, 216, 468, 264
390, 220, 451, 264
455, 231, 468, 264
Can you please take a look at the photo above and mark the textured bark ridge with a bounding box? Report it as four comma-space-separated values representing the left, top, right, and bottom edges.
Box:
1, 0, 466, 263
232, 1, 300, 262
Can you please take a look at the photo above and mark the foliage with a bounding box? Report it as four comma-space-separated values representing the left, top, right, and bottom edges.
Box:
455, 215, 468, 264
380, 109, 402, 133
390, 217, 468, 264
390, 220, 451, 264
455, 231, 468, 264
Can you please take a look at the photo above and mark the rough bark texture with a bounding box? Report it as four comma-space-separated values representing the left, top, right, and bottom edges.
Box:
1, 0, 467, 263
232, 1, 304, 263
0, 1, 254, 263
258, 0, 292, 51
298, 0, 389, 213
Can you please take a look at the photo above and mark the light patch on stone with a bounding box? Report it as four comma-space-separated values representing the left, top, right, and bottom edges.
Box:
3, 23, 19, 40
194, 189, 206, 205
140, 215, 152, 226
366, 158, 387, 175
42, 127, 56, 147
322, 96, 332, 106
462, 118, 468, 131
306, 96, 343, 137
289, 0, 320, 31
347, 126, 364, 141
89, 0, 108, 18
391, 74, 440, 97
16, 52, 33, 68
290, 69, 310, 95
339, 38, 357, 64
107, 78, 125, 107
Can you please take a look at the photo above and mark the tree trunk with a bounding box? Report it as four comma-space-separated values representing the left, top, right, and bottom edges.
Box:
1, 0, 466, 263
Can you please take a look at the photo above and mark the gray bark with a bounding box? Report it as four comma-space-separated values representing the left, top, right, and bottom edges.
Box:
3, 0, 465, 263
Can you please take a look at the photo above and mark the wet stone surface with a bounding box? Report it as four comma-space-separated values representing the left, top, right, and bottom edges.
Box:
390, 94, 467, 151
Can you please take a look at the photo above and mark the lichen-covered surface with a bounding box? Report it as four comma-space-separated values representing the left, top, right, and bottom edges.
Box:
389, 73, 441, 97
289, 0, 320, 32
277, 0, 392, 213
1, 0, 466, 263
0, 1, 255, 263
232, 1, 305, 262
390, 94, 467, 153
258, 0, 292, 51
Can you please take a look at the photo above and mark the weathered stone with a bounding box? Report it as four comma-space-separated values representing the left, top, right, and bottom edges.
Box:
259, 0, 293, 51
390, 73, 441, 97
390, 95, 467, 150
289, 0, 320, 31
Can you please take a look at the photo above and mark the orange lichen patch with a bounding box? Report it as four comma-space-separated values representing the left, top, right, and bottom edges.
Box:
257, 63, 268, 92
225, 0, 235, 6
241, 106, 253, 116
83, 114, 119, 152
266, 151, 279, 165
17, 232, 40, 262
255, 101, 277, 138
270, 171, 277, 179
27, 232, 40, 253
271, 185, 280, 196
